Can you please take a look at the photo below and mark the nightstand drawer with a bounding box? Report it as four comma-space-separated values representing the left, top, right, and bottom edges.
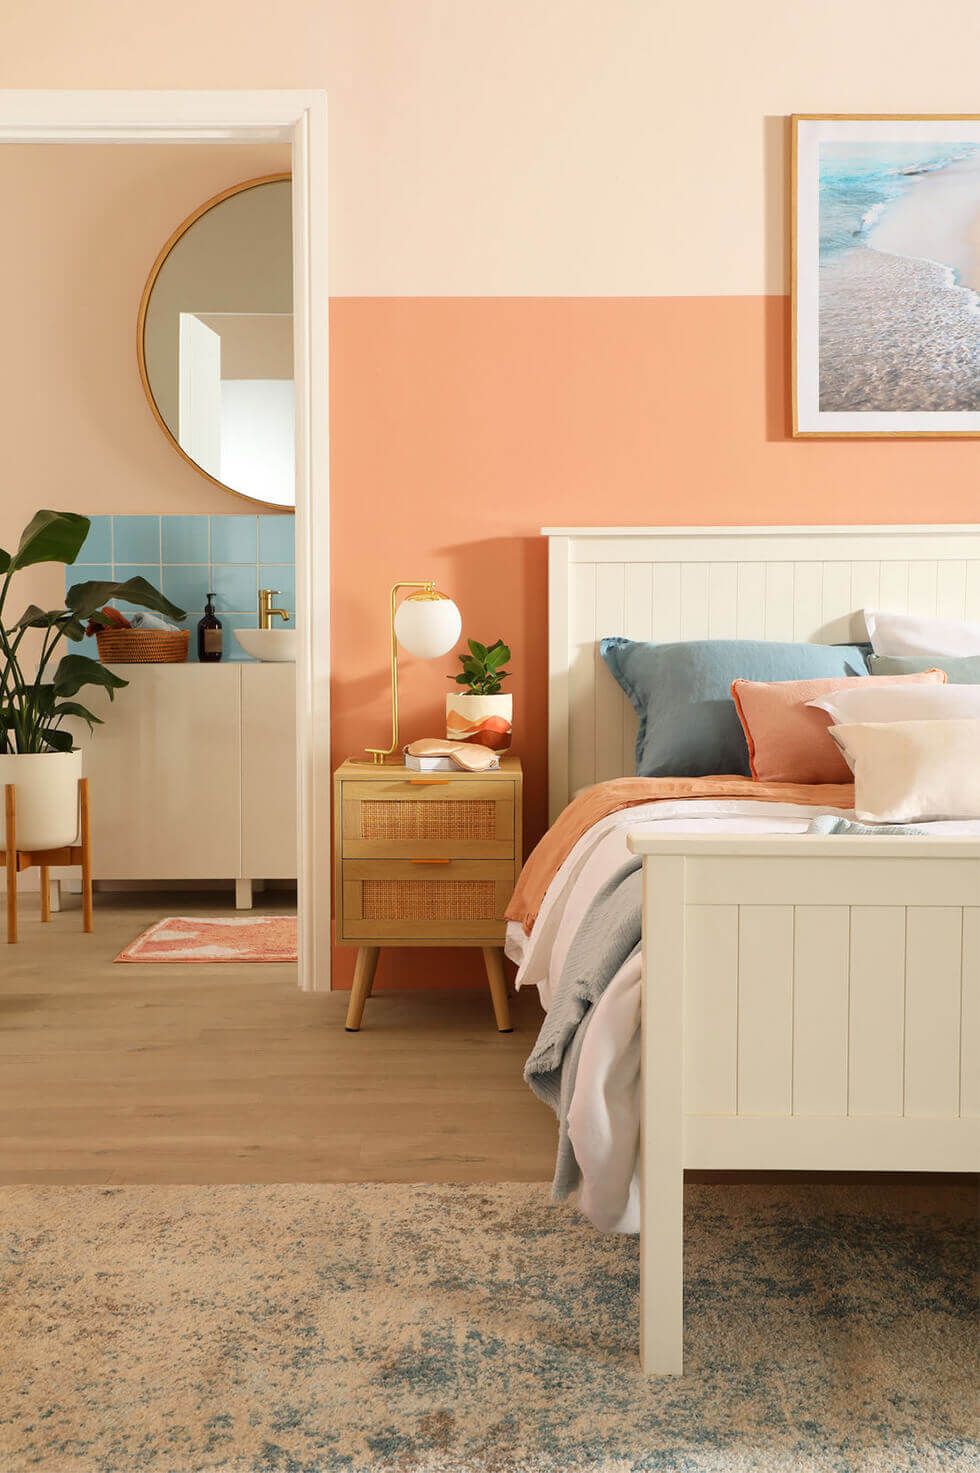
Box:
341, 778, 516, 859
340, 859, 514, 941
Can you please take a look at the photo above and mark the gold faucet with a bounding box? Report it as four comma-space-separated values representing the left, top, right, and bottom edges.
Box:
258, 588, 290, 630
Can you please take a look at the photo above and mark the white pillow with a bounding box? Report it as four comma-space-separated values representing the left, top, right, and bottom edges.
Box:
809, 682, 980, 727
864, 608, 980, 657
828, 719, 980, 822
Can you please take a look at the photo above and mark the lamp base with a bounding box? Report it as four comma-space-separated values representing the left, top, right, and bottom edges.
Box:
364, 747, 393, 765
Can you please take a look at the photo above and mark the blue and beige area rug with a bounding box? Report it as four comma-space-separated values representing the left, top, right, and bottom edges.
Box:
0, 1182, 975, 1472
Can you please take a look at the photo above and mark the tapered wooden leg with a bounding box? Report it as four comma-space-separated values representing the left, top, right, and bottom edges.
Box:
482, 946, 512, 1032
79, 778, 93, 934
5, 785, 17, 945
345, 946, 380, 1031
39, 866, 51, 922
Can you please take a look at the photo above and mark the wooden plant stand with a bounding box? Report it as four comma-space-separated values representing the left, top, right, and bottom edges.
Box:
3, 777, 92, 943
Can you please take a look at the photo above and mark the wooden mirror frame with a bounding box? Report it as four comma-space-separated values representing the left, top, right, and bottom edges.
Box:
136, 171, 294, 512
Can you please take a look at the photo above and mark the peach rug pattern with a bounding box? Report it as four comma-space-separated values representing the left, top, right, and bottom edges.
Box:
115, 915, 297, 963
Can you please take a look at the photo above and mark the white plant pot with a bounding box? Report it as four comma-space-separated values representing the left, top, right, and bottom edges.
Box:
0, 749, 83, 850
445, 693, 513, 752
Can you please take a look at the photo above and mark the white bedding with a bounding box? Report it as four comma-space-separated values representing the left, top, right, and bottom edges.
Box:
508, 798, 980, 1233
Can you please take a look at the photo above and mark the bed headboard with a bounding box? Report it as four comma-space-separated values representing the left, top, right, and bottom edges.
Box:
544, 524, 980, 821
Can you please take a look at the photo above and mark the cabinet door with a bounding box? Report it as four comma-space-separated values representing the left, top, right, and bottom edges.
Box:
242, 663, 297, 879
68, 665, 242, 879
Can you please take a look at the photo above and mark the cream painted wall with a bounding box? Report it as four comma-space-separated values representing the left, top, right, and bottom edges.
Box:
2, 0, 978, 295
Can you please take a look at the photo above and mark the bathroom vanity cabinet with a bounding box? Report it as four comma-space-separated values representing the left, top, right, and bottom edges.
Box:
59, 664, 296, 904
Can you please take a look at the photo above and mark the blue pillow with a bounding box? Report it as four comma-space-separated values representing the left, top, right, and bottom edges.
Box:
600, 638, 870, 778
868, 653, 980, 684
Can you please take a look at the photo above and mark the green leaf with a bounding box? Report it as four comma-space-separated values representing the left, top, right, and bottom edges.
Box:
11, 604, 58, 630
64, 581, 122, 619
39, 727, 75, 752
52, 654, 128, 700
485, 644, 511, 668
53, 701, 103, 731
9, 608, 89, 647
32, 685, 56, 715
11, 511, 90, 571
467, 639, 488, 662
0, 548, 10, 573
67, 577, 185, 622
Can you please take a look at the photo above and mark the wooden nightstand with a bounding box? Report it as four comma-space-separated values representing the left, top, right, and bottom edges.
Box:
334, 756, 523, 1032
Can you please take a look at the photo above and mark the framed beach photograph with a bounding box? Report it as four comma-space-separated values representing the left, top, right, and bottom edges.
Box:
792, 114, 980, 437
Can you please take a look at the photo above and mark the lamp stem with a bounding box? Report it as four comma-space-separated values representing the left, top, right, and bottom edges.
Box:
364, 581, 435, 764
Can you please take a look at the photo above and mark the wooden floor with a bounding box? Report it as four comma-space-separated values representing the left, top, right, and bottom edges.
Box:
0, 893, 555, 1185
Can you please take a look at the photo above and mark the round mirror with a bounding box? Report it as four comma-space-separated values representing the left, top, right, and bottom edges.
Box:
138, 174, 294, 509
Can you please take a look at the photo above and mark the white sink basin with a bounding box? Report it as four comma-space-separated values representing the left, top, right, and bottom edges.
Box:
235, 628, 297, 662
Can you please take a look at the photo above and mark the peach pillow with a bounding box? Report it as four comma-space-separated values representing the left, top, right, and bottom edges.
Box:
730, 670, 947, 784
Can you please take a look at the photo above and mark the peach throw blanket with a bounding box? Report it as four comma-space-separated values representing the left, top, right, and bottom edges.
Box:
506, 776, 855, 933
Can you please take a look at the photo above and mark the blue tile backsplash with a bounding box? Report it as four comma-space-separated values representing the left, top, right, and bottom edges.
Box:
113, 515, 162, 564
162, 515, 209, 565
258, 515, 295, 563
211, 516, 258, 565
67, 514, 295, 663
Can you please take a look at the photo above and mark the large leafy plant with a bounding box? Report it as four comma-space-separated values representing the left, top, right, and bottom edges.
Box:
449, 638, 512, 696
0, 511, 185, 755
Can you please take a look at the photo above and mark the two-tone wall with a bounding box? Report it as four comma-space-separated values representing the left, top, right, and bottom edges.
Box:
2, 0, 978, 989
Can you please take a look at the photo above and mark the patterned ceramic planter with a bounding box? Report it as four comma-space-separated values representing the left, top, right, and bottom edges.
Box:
445, 693, 513, 751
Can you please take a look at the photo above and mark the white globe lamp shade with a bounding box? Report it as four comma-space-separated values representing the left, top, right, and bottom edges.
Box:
394, 591, 461, 659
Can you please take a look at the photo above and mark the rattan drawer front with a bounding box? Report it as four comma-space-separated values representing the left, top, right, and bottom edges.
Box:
340, 859, 515, 941
342, 779, 516, 858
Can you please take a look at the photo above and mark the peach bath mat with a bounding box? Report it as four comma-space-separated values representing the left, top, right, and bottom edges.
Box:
115, 915, 297, 963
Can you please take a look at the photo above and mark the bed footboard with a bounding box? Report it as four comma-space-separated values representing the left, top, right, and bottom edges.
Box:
626, 833, 980, 1376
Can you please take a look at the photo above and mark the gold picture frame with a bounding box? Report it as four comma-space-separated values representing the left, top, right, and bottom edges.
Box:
791, 114, 980, 439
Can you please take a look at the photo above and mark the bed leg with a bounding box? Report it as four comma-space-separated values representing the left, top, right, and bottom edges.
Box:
639, 854, 686, 1376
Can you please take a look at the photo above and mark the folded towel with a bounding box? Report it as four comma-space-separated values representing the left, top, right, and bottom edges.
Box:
807, 815, 927, 836
128, 611, 181, 633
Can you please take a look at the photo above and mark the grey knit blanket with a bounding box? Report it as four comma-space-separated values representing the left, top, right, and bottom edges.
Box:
524, 857, 642, 1200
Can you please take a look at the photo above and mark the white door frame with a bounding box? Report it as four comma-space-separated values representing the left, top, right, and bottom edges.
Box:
0, 90, 330, 992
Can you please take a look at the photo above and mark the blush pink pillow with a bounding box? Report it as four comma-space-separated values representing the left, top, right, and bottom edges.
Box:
731, 670, 947, 784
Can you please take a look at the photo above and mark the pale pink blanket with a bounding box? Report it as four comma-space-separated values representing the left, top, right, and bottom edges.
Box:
505, 776, 856, 933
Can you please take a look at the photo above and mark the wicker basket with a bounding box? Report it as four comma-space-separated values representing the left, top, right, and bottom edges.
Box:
95, 629, 190, 664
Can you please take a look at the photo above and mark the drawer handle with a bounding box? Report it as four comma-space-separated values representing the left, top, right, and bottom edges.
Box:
410, 858, 450, 865
408, 777, 451, 786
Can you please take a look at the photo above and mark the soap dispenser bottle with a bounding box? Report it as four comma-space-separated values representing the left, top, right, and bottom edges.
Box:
197, 593, 223, 663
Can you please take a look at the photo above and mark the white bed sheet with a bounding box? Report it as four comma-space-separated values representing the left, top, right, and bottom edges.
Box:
510, 797, 980, 1233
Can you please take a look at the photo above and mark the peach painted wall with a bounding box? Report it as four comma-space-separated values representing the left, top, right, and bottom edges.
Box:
2, 1, 978, 991
330, 296, 979, 990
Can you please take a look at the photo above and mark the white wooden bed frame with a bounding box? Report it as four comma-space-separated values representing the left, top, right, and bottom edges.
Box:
544, 525, 980, 1375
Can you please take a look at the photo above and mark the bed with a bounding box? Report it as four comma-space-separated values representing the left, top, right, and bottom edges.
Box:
532, 524, 980, 1375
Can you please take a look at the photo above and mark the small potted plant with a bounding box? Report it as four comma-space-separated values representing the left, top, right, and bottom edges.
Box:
446, 637, 513, 751
0, 510, 184, 850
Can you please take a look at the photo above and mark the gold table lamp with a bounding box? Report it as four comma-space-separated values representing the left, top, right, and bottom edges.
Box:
365, 582, 462, 764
